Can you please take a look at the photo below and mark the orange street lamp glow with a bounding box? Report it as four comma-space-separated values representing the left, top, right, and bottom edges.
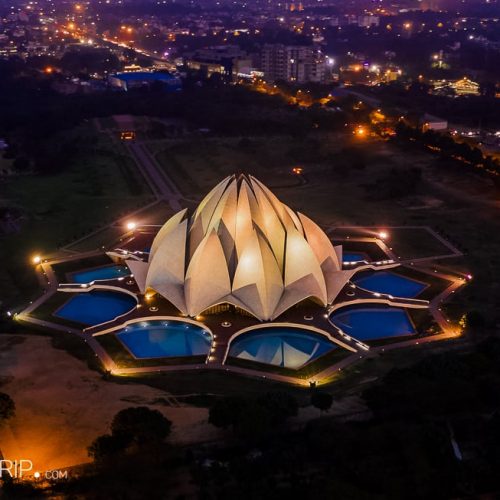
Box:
126, 221, 137, 231
378, 231, 388, 239
355, 126, 366, 136
32, 255, 42, 265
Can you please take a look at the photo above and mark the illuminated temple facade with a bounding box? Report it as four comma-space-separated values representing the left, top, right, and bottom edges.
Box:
126, 174, 353, 321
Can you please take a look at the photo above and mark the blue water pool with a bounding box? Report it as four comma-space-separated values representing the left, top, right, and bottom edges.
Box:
55, 291, 136, 325
343, 251, 368, 263
353, 271, 427, 298
117, 321, 212, 358
330, 306, 415, 341
71, 265, 130, 283
228, 327, 336, 369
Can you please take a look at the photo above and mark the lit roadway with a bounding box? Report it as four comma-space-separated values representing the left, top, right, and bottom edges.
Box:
100, 35, 176, 70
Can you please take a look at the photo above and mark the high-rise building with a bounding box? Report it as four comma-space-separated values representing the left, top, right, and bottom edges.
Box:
261, 44, 328, 84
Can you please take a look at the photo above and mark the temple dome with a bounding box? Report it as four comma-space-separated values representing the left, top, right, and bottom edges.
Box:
128, 174, 349, 321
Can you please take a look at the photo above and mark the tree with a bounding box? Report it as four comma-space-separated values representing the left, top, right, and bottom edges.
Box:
111, 406, 172, 444
12, 156, 30, 171
233, 401, 274, 443
311, 391, 333, 413
209, 393, 298, 443
466, 310, 486, 330
208, 396, 246, 429
258, 391, 298, 424
87, 433, 130, 462
2, 144, 18, 159
0, 392, 15, 422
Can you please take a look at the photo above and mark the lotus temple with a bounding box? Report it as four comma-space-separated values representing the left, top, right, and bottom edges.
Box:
18, 174, 466, 385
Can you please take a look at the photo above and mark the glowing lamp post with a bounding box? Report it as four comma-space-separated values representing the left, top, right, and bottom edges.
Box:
32, 255, 42, 265
126, 221, 137, 231
378, 231, 388, 240
354, 126, 366, 137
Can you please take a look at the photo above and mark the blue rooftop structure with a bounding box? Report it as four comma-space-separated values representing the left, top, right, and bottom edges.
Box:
109, 71, 182, 92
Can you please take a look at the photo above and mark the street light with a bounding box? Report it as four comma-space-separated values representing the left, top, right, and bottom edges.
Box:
378, 231, 388, 240
354, 126, 366, 137
126, 221, 137, 231
32, 255, 42, 265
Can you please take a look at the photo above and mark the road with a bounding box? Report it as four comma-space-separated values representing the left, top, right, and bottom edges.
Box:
126, 142, 182, 211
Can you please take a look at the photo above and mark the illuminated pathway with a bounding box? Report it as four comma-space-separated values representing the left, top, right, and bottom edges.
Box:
17, 219, 468, 388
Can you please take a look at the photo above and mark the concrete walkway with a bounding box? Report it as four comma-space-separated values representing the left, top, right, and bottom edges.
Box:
17, 236, 467, 388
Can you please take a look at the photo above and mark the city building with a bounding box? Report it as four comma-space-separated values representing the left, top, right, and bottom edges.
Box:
421, 113, 448, 132
357, 15, 380, 28
261, 44, 329, 84
184, 46, 254, 82
451, 77, 480, 96
431, 77, 480, 97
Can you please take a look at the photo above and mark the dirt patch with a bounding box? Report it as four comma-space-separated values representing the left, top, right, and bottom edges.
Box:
0, 334, 223, 472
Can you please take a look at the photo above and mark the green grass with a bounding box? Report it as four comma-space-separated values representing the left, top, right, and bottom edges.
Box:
385, 228, 454, 260
0, 126, 152, 308
331, 228, 452, 260
0, 155, 13, 174
1, 129, 151, 252
98, 116, 116, 130
320, 334, 471, 391
131, 200, 177, 225
63, 201, 175, 253
151, 136, 303, 198
407, 308, 439, 334
65, 226, 128, 253
111, 370, 311, 402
